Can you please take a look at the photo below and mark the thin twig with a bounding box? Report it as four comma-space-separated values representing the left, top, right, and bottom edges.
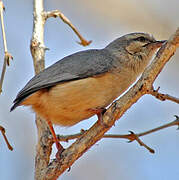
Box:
57, 130, 155, 153
104, 115, 179, 139
0, 1, 6, 51
45, 10, 92, 46
0, 125, 13, 151
128, 131, 155, 153
57, 116, 179, 141
0, 1, 13, 93
57, 116, 179, 153
149, 86, 179, 104
137, 115, 179, 136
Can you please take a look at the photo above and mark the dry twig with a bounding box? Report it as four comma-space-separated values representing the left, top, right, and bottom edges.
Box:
44, 10, 92, 46
0, 1, 13, 93
56, 115, 179, 154
148, 86, 179, 104
0, 125, 13, 151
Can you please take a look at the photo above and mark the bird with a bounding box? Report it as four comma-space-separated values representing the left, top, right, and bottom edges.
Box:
10, 32, 165, 158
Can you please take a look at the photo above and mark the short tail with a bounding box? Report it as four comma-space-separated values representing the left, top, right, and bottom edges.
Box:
10, 100, 22, 112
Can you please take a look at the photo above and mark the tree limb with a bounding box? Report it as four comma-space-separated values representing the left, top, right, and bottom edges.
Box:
31, 1, 52, 179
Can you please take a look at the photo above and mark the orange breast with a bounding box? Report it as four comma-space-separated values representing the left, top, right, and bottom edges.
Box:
21, 70, 136, 126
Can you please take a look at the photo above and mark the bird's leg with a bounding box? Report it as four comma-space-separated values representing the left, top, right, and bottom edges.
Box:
88, 107, 106, 124
46, 119, 64, 160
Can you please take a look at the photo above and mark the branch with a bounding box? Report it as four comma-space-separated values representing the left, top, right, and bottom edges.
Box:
31, 1, 52, 180
0, 1, 13, 93
41, 28, 179, 179
149, 86, 179, 104
44, 10, 92, 46
104, 115, 179, 153
56, 115, 179, 154
0, 125, 13, 151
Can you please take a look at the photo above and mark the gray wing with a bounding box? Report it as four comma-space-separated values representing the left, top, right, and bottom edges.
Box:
11, 49, 115, 110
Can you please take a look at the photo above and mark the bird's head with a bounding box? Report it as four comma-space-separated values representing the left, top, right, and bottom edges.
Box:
105, 32, 166, 74
123, 33, 165, 56
106, 32, 165, 55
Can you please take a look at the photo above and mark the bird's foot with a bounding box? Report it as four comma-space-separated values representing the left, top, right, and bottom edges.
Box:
46, 119, 65, 160
55, 141, 65, 160
88, 107, 106, 125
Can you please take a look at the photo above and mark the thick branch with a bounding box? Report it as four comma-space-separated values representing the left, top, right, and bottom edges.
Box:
42, 29, 179, 179
31, 1, 52, 180
44, 10, 92, 46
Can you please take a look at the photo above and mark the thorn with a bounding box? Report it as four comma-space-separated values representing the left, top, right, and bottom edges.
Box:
44, 47, 50, 51
129, 131, 134, 134
127, 140, 132, 143
80, 129, 85, 133
174, 115, 179, 130
155, 86, 160, 92
67, 166, 71, 172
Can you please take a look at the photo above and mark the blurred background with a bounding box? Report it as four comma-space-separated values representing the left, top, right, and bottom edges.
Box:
0, 0, 179, 179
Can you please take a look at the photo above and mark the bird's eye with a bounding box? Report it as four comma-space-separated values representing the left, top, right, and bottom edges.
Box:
136, 36, 147, 42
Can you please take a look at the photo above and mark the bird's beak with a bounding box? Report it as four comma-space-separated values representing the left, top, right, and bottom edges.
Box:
154, 40, 167, 47
143, 40, 166, 48
152, 40, 167, 48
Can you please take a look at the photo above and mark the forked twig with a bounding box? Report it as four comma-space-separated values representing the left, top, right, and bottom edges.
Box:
45, 10, 92, 46
57, 116, 179, 153
149, 86, 179, 104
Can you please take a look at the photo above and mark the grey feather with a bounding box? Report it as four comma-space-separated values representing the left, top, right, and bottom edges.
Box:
11, 49, 117, 110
